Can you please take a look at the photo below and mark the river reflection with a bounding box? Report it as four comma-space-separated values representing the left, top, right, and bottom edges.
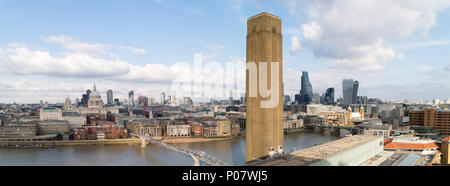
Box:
0, 132, 340, 166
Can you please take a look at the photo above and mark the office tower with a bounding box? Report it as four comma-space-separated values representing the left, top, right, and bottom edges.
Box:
283, 95, 291, 106
294, 94, 301, 104
161, 92, 166, 105
184, 97, 193, 106
299, 71, 314, 104
128, 91, 134, 106
75, 98, 80, 107
313, 93, 320, 104
240, 93, 246, 105
229, 90, 233, 105
138, 96, 149, 107
81, 89, 91, 107
149, 97, 156, 105
342, 79, 358, 105
107, 90, 113, 105
324, 88, 335, 105
352, 81, 359, 104
246, 12, 283, 162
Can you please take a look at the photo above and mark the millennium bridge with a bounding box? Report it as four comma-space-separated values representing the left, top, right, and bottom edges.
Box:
132, 134, 230, 166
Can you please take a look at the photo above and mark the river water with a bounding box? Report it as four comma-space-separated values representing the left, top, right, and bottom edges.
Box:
0, 132, 340, 166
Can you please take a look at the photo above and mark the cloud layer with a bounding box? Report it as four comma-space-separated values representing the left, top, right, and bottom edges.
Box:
283, 0, 450, 71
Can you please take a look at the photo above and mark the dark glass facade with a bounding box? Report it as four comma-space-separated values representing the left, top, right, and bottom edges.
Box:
299, 71, 313, 104
324, 88, 334, 105
342, 79, 359, 105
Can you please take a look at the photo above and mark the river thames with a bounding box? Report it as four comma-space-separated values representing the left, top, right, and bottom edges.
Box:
0, 132, 340, 166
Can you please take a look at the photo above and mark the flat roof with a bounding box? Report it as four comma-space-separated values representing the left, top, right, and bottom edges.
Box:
251, 135, 380, 166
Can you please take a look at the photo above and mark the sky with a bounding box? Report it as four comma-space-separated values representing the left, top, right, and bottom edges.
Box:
1, 0, 450, 104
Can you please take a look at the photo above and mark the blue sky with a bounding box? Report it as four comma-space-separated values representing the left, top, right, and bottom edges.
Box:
1, 0, 450, 103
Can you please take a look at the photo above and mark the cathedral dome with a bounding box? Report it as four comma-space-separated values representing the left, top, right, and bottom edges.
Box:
88, 84, 104, 108
89, 91, 101, 99
89, 84, 101, 98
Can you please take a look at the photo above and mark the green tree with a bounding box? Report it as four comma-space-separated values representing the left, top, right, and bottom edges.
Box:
55, 133, 63, 141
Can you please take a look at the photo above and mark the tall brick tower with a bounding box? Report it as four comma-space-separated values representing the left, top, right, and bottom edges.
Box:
246, 12, 284, 162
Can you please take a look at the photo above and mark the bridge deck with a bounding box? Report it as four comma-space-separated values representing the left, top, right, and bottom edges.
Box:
133, 134, 230, 166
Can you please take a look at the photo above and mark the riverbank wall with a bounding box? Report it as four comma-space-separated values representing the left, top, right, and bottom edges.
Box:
0, 139, 142, 148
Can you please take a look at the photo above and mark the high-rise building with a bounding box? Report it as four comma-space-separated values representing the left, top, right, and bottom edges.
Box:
357, 96, 367, 104
161, 92, 166, 105
352, 81, 359, 104
294, 94, 301, 104
246, 12, 284, 162
299, 71, 313, 104
409, 108, 450, 135
313, 93, 321, 104
240, 94, 246, 105
283, 95, 291, 106
229, 90, 234, 105
324, 88, 335, 105
138, 96, 149, 107
149, 97, 156, 105
342, 79, 358, 105
128, 91, 134, 106
107, 90, 113, 105
184, 97, 193, 106
81, 89, 91, 107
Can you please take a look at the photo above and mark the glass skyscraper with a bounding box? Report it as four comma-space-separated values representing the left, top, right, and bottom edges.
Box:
352, 81, 359, 104
107, 90, 113, 105
324, 87, 334, 105
300, 71, 313, 104
342, 79, 359, 105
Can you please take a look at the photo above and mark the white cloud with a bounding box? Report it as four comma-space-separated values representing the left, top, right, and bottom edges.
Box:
205, 44, 225, 51
41, 35, 109, 56
0, 39, 248, 103
0, 47, 130, 78
395, 40, 450, 50
290, 36, 302, 53
282, 0, 450, 71
117, 46, 147, 55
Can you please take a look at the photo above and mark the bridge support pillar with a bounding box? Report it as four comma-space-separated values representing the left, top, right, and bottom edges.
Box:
194, 159, 200, 166
141, 140, 146, 148
190, 153, 200, 166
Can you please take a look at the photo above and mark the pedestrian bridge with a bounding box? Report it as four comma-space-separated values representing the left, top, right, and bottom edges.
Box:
131, 134, 230, 166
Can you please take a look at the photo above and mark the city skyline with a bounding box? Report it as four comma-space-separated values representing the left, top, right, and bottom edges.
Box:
2, 0, 450, 103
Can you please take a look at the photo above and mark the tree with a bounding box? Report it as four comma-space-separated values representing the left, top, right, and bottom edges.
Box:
55, 133, 63, 141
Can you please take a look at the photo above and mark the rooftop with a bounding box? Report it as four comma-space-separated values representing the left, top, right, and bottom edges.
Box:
247, 12, 281, 21
251, 135, 380, 166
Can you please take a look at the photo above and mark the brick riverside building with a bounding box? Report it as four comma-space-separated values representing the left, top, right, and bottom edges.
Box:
190, 122, 204, 136
409, 108, 450, 135
72, 125, 127, 140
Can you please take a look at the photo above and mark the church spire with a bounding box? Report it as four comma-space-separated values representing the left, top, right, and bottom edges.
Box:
93, 83, 97, 91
